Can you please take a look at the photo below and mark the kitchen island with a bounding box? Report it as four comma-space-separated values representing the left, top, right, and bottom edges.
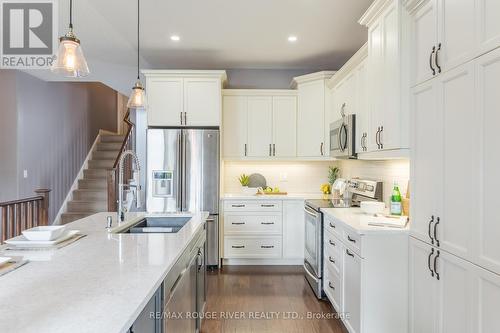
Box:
0, 211, 208, 333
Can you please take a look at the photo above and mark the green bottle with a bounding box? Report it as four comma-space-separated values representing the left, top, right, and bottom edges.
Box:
390, 181, 402, 215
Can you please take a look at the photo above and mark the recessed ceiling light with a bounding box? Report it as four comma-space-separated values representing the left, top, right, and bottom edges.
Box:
170, 35, 180, 42
288, 35, 298, 42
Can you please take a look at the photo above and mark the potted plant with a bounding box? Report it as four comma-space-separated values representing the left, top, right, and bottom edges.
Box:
328, 166, 340, 186
238, 174, 252, 194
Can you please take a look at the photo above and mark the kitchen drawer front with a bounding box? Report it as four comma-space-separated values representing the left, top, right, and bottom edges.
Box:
224, 213, 282, 234
324, 214, 342, 238
324, 265, 342, 312
324, 232, 342, 275
224, 236, 282, 258
223, 200, 282, 212
342, 228, 362, 257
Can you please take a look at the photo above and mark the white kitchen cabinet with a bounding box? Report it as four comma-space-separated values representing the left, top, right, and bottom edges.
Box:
272, 96, 297, 157
146, 77, 183, 127
322, 211, 408, 333
222, 90, 298, 159
410, 62, 476, 262
282, 200, 304, 259
408, 0, 439, 86
247, 96, 273, 157
406, 0, 500, 86
343, 247, 362, 333
409, 237, 438, 333
222, 199, 304, 263
473, 48, 500, 275
183, 78, 221, 126
143, 70, 226, 127
355, 59, 369, 154
222, 96, 247, 158
360, 0, 410, 155
293, 72, 335, 158
410, 81, 440, 245
409, 236, 500, 333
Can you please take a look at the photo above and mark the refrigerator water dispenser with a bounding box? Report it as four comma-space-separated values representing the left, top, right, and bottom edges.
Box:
152, 171, 174, 197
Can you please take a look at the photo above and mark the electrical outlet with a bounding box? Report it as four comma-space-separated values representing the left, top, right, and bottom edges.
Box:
23, 170, 28, 178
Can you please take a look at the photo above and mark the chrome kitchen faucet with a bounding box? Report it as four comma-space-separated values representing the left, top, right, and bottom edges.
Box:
117, 150, 141, 222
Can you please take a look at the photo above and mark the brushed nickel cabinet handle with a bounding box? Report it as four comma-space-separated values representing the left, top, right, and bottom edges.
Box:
261, 245, 274, 249
232, 245, 245, 249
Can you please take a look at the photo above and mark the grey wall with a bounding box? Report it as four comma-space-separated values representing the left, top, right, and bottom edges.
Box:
0, 70, 19, 202
0, 70, 118, 222
225, 69, 315, 89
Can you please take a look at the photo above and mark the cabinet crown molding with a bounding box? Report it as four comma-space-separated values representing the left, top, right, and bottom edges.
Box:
141, 69, 227, 85
327, 43, 368, 89
358, 0, 395, 27
403, 0, 429, 13
223, 89, 297, 96
290, 71, 336, 88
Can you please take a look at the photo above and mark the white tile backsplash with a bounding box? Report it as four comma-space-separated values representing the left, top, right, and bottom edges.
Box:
223, 159, 410, 206
336, 159, 410, 205
223, 161, 334, 194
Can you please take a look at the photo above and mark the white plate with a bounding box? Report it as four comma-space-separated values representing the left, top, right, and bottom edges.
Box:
0, 257, 12, 266
5, 230, 80, 247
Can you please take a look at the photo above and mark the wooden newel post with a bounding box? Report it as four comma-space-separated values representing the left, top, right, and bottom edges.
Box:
34, 189, 50, 226
107, 169, 117, 212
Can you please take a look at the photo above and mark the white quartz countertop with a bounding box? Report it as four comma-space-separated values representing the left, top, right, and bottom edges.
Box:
222, 193, 332, 200
0, 211, 208, 333
321, 207, 409, 235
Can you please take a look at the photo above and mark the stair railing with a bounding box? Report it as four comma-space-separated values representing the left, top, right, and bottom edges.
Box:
0, 189, 51, 243
107, 109, 135, 212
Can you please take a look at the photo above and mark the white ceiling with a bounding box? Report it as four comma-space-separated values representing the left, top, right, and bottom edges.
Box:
26, 0, 373, 94
88, 0, 373, 69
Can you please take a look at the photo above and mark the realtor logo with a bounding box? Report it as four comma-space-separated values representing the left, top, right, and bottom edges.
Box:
0, 0, 57, 69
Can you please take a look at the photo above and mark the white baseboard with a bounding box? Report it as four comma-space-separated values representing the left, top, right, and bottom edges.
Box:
53, 133, 102, 225
222, 258, 303, 266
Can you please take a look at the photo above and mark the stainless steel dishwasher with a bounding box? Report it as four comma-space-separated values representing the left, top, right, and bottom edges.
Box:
163, 225, 206, 333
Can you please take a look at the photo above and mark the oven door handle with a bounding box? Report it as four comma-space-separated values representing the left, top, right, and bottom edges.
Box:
303, 262, 319, 282
304, 206, 319, 218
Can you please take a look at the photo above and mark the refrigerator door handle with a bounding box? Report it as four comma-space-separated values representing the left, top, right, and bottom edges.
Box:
181, 131, 187, 212
176, 132, 182, 211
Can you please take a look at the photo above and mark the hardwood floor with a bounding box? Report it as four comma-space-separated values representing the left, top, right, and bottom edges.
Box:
201, 265, 347, 333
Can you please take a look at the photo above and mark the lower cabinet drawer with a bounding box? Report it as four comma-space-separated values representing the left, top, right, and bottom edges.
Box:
224, 236, 282, 258
224, 200, 282, 212
324, 233, 342, 276
224, 213, 282, 234
324, 266, 342, 312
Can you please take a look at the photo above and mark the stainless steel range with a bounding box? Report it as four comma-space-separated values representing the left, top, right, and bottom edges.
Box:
304, 178, 383, 299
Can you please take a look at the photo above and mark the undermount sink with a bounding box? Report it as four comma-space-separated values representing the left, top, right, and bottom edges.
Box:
119, 216, 191, 234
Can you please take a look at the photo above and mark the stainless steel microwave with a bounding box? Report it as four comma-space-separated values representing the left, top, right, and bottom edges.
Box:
329, 114, 356, 159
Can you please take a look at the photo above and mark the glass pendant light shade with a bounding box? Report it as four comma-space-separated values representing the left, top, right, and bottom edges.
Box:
51, 33, 90, 77
127, 80, 147, 109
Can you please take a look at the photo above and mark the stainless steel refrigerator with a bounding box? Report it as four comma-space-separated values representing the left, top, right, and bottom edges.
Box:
147, 128, 219, 268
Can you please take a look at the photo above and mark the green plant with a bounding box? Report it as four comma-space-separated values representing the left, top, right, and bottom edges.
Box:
328, 166, 340, 185
238, 174, 250, 186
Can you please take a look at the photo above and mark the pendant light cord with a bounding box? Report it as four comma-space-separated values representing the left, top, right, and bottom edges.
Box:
69, 0, 73, 29
137, 0, 140, 80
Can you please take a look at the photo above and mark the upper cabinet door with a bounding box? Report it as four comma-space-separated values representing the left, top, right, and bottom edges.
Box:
437, 63, 475, 262
477, 0, 500, 55
183, 78, 221, 126
410, 0, 439, 86
355, 60, 368, 154
437, 0, 476, 73
410, 81, 441, 246
409, 237, 438, 333
222, 96, 247, 158
247, 96, 273, 157
474, 48, 500, 276
147, 78, 183, 126
297, 81, 326, 157
272, 96, 297, 158
367, 20, 384, 152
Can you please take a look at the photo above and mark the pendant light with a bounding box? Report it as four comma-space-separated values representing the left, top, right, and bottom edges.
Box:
127, 0, 147, 109
51, 0, 90, 77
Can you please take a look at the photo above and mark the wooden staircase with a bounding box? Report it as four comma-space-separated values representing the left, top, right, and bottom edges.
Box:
61, 134, 124, 224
